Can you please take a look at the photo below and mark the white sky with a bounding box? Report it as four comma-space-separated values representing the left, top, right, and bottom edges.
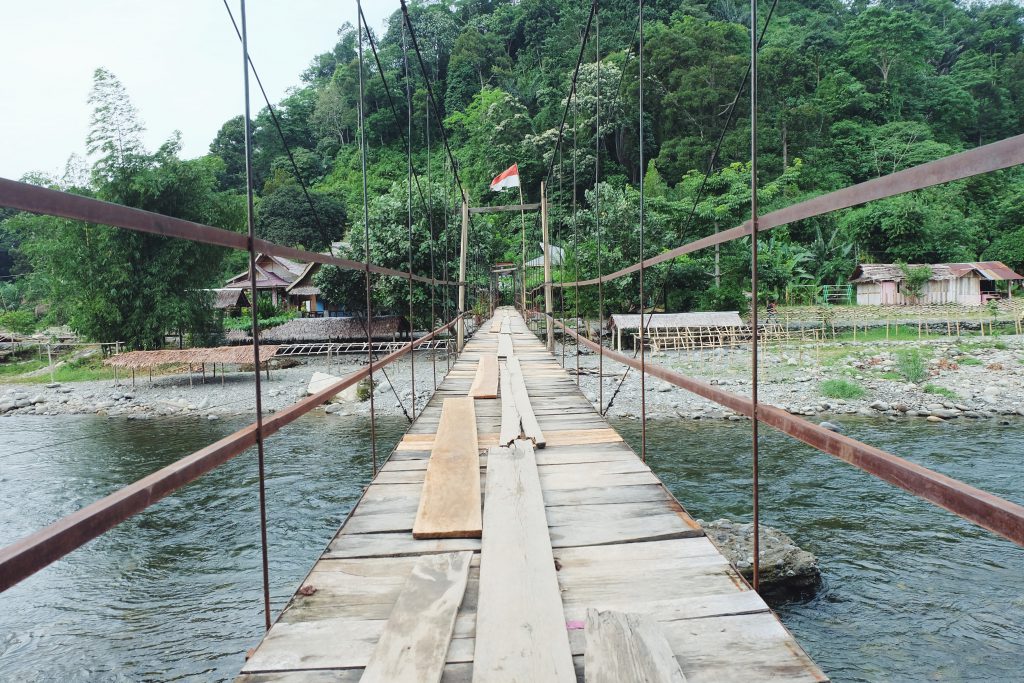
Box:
0, 1, 394, 181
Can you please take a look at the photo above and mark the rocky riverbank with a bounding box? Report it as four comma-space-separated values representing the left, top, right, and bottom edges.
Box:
0, 352, 451, 420
557, 335, 1024, 424
3, 333, 1024, 426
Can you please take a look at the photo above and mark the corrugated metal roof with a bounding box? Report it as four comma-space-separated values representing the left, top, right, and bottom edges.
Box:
850, 262, 1023, 283
610, 311, 744, 330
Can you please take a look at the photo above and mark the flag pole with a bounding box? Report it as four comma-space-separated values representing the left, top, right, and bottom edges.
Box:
518, 178, 527, 313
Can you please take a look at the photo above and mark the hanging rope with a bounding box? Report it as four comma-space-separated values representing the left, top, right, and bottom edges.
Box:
573, 88, 581, 385
402, 21, 417, 422
427, 81, 437, 390
237, 0, 272, 632
356, 1, 378, 477
749, 0, 762, 594
638, 0, 647, 463
595, 2, 604, 413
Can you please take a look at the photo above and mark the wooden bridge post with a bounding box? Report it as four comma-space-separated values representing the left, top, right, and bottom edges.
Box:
541, 181, 554, 351
458, 192, 468, 352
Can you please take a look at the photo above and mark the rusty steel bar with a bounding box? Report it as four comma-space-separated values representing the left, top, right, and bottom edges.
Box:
748, 0, 761, 593
238, 0, 272, 630
0, 315, 463, 593
0, 178, 456, 287
553, 318, 1024, 548
553, 133, 1024, 288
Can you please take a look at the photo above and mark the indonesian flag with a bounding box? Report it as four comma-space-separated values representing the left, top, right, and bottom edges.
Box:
489, 163, 520, 191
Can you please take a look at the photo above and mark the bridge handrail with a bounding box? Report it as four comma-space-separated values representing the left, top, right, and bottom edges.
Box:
553, 317, 1024, 548
0, 314, 464, 593
543, 134, 1024, 290
0, 177, 459, 287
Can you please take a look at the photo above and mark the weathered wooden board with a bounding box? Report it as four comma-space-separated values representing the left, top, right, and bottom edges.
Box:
413, 397, 482, 539
498, 362, 521, 445
497, 333, 514, 359
361, 552, 473, 683
468, 355, 499, 399
473, 442, 575, 682
326, 532, 481, 559
584, 609, 687, 683
506, 356, 545, 448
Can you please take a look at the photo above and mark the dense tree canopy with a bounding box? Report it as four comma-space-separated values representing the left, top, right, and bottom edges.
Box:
3, 0, 1023, 339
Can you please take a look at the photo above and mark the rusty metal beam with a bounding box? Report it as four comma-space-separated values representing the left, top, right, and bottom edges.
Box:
0, 315, 462, 593
469, 202, 542, 214
0, 178, 456, 286
555, 133, 1024, 288
554, 319, 1024, 548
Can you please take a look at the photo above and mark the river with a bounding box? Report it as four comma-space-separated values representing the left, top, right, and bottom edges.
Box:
0, 413, 1021, 681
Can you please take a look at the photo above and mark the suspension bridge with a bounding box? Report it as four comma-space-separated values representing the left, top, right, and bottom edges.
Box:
1, 0, 1023, 680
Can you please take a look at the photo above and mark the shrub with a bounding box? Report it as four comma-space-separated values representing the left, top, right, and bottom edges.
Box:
896, 348, 928, 383
923, 384, 958, 400
820, 379, 866, 399
0, 310, 38, 335
356, 377, 375, 401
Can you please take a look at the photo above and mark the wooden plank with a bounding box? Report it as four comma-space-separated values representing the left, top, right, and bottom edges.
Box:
497, 333, 514, 358
473, 441, 575, 683
412, 397, 482, 539
506, 356, 545, 448
499, 362, 521, 445
361, 552, 473, 683
468, 354, 499, 399
469, 202, 541, 214
584, 609, 687, 683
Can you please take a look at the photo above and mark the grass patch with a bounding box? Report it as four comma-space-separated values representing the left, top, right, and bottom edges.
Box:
991, 340, 1008, 350
959, 356, 983, 366
7, 353, 114, 384
923, 384, 958, 400
878, 371, 902, 380
895, 348, 928, 383
820, 379, 866, 399
0, 358, 47, 378
833, 327, 926, 342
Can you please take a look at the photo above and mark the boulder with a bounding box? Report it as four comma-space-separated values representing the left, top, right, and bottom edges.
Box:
307, 372, 359, 403
869, 400, 890, 411
703, 519, 820, 599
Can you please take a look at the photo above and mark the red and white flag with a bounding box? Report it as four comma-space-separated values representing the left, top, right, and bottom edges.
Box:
489, 163, 520, 191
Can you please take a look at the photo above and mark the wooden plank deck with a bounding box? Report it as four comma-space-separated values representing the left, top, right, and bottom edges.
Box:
238, 307, 828, 683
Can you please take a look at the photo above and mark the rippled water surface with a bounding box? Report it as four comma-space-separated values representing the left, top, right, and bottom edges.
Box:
1, 413, 1021, 681
0, 413, 405, 682
615, 417, 1024, 683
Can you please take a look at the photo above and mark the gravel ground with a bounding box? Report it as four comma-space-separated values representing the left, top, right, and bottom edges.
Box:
0, 350, 454, 421
554, 335, 1024, 424
4, 333, 1024, 426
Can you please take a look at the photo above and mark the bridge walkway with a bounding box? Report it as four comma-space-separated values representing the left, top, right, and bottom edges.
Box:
237, 307, 827, 682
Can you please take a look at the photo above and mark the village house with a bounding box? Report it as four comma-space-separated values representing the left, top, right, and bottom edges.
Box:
849, 262, 1023, 306
223, 253, 306, 307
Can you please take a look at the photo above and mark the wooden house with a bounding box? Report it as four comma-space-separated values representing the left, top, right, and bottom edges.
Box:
285, 262, 345, 317
850, 262, 1022, 306
224, 253, 306, 307
209, 288, 250, 317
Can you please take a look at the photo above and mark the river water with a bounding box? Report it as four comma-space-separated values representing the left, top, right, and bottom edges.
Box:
0, 413, 1021, 681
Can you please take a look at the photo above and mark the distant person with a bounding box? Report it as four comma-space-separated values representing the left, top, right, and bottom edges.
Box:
766, 300, 780, 325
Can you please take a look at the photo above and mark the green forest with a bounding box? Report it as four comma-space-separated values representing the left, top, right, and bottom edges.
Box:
2, 0, 1023, 348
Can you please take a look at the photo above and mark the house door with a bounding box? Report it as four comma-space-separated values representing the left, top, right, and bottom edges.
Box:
881, 281, 897, 305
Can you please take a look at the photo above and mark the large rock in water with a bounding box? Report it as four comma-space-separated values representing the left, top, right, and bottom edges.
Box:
307, 372, 359, 403
702, 518, 821, 599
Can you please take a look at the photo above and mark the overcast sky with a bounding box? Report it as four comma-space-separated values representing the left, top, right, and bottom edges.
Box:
0, 1, 394, 181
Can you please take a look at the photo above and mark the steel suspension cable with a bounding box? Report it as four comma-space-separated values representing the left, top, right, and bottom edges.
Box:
573, 90, 581, 384
237, 0, 271, 633
595, 2, 604, 414
427, 81, 437, 390
543, 0, 598, 186
402, 21, 416, 421
638, 0, 647, 463
221, 0, 331, 248
749, 0, 762, 594
356, 1, 378, 477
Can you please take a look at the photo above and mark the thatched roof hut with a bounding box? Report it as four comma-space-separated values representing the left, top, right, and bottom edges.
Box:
259, 316, 407, 342
105, 345, 281, 369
